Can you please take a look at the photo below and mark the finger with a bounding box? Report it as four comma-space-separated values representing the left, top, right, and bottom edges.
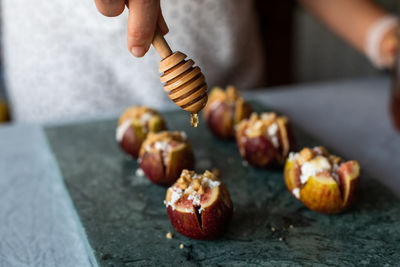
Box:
157, 10, 169, 35
94, 0, 126, 17
127, 0, 160, 57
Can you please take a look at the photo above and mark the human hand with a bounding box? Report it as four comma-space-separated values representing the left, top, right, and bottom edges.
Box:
94, 0, 169, 57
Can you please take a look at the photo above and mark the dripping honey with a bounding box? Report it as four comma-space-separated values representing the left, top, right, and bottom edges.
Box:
190, 113, 199, 128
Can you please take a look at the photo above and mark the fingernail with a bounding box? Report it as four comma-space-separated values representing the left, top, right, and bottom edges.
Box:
131, 46, 146, 57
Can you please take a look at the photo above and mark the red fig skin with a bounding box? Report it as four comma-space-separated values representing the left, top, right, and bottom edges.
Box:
238, 135, 276, 168
166, 185, 233, 240
139, 144, 194, 186
204, 86, 253, 139
120, 126, 143, 158
206, 102, 234, 139
139, 151, 165, 185
117, 106, 167, 158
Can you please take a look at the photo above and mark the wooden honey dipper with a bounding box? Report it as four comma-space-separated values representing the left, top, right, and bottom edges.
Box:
152, 29, 208, 127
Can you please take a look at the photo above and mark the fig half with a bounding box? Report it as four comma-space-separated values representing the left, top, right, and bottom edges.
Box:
139, 131, 194, 186
284, 147, 360, 214
116, 106, 166, 158
165, 170, 233, 239
203, 86, 252, 139
236, 112, 295, 168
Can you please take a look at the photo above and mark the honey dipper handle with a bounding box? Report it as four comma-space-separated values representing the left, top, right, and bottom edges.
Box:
152, 29, 172, 59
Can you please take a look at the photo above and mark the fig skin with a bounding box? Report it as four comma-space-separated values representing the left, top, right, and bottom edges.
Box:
284, 151, 360, 214
239, 135, 276, 167
117, 106, 167, 158
119, 122, 146, 158
166, 183, 233, 240
140, 144, 195, 186
204, 86, 252, 139
139, 132, 195, 186
236, 113, 294, 168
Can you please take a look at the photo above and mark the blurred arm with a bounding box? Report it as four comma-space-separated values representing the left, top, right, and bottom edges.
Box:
299, 0, 398, 68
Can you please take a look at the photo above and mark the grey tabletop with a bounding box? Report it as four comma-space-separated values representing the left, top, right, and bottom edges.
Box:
1, 76, 399, 266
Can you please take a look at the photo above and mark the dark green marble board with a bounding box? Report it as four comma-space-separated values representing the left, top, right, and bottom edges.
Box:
45, 104, 400, 266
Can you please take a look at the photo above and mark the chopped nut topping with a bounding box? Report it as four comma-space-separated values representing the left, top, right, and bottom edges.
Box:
211, 168, 220, 177
118, 106, 159, 126
166, 232, 173, 239
165, 169, 222, 212
192, 179, 200, 190
139, 131, 187, 157
314, 146, 329, 156
197, 186, 205, 195
238, 112, 288, 148
297, 148, 314, 166
290, 146, 346, 187
226, 85, 239, 101
329, 155, 342, 165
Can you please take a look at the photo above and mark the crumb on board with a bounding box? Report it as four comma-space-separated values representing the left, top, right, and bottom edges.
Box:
166, 232, 173, 239
179, 244, 184, 249
135, 167, 144, 176
271, 227, 276, 232
279, 237, 283, 241
289, 225, 294, 229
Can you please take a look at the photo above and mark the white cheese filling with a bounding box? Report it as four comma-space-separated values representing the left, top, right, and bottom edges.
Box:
292, 188, 300, 199
164, 176, 221, 214
140, 112, 153, 126
299, 155, 332, 184
267, 122, 279, 148
115, 119, 133, 142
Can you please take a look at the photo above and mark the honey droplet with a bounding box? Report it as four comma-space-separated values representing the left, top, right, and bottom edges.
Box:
190, 113, 199, 128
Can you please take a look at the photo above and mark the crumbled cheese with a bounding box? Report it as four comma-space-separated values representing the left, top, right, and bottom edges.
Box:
165, 187, 183, 210
207, 179, 221, 188
300, 156, 331, 184
313, 146, 323, 155
331, 163, 341, 185
115, 119, 132, 142
165, 171, 222, 214
135, 168, 144, 177
267, 123, 279, 148
288, 152, 298, 162
192, 174, 200, 179
154, 141, 169, 151
184, 208, 194, 213
140, 112, 153, 127
208, 101, 221, 112
292, 188, 300, 199
188, 192, 201, 206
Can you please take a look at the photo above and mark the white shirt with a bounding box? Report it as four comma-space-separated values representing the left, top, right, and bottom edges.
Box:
2, 0, 265, 123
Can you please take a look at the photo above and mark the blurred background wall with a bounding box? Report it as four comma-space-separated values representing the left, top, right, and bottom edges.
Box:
0, 1, 399, 102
